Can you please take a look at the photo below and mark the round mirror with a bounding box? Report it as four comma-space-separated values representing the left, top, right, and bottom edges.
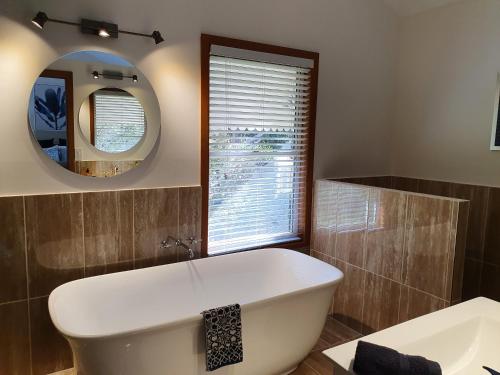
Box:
28, 51, 160, 178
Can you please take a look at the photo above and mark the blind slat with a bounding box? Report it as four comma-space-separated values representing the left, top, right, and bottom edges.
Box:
94, 91, 145, 153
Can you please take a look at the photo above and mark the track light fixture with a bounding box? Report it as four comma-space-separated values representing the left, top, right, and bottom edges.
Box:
31, 12, 48, 29
151, 31, 164, 45
92, 71, 138, 83
31, 11, 164, 45
98, 28, 110, 38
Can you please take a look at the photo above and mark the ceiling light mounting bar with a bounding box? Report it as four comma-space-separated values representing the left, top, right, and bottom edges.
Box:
118, 30, 151, 38
46, 18, 80, 27
31, 11, 164, 45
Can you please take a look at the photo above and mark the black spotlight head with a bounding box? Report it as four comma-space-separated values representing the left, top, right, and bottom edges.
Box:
92, 71, 99, 79
151, 30, 164, 45
132, 75, 138, 83
32, 11, 48, 29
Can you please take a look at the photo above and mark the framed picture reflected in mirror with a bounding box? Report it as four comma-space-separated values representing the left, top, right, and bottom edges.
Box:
29, 70, 75, 171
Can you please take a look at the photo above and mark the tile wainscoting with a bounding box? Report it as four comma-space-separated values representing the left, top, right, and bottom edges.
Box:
338, 176, 500, 302
311, 179, 469, 334
0, 186, 201, 375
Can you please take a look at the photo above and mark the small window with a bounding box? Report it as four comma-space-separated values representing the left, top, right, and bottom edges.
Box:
201, 35, 319, 256
91, 89, 146, 153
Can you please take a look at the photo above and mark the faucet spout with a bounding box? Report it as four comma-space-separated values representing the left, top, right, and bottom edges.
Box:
161, 236, 195, 259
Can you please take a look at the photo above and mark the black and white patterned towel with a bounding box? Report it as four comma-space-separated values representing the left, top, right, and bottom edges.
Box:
484, 367, 500, 375
201, 304, 243, 371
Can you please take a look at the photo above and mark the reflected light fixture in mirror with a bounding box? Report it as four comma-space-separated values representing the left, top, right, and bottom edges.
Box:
92, 70, 138, 82
27, 50, 161, 178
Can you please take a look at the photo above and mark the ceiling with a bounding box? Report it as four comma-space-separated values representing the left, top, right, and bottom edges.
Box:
382, 0, 464, 16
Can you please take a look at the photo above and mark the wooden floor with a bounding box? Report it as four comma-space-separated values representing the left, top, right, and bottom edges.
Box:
291, 317, 362, 375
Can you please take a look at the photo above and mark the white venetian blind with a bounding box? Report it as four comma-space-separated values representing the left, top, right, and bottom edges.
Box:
94, 90, 146, 153
208, 52, 313, 255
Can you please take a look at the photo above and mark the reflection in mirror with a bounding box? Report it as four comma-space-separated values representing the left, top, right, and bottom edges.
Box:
29, 70, 75, 170
28, 51, 160, 178
81, 88, 146, 153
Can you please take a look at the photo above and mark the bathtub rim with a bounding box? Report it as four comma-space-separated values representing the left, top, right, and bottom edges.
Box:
49, 249, 343, 341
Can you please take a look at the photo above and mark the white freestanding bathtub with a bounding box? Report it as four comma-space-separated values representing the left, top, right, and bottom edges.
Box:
49, 248, 343, 375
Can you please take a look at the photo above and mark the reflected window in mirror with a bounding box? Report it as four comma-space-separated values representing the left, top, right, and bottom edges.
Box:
89, 89, 146, 153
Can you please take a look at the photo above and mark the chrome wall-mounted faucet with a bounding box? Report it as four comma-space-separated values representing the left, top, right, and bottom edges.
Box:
160, 236, 202, 260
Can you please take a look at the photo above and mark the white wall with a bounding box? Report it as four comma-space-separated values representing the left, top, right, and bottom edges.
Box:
0, 0, 398, 196
392, 0, 500, 186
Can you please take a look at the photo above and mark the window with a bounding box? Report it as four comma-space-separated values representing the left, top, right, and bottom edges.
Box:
91, 89, 146, 153
201, 35, 319, 256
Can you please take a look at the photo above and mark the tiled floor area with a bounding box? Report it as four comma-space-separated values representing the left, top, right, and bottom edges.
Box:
50, 317, 361, 375
291, 317, 362, 375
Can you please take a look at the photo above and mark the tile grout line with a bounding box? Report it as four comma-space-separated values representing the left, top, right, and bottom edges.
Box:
444, 201, 456, 302
362, 188, 370, 272
397, 194, 410, 323
81, 194, 86, 278
359, 187, 371, 331
132, 190, 136, 269
332, 184, 338, 260
28, 294, 51, 301
400, 194, 410, 286
302, 361, 321, 375
115, 191, 119, 270
397, 276, 403, 323
0, 297, 30, 307
478, 187, 491, 294
22, 196, 34, 375
329, 317, 363, 337
177, 188, 180, 262
327, 188, 336, 321
478, 258, 500, 267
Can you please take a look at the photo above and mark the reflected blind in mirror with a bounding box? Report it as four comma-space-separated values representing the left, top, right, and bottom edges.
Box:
94, 90, 145, 153
208, 54, 313, 255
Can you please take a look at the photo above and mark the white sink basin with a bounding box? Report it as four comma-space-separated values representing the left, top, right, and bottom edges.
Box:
323, 297, 500, 375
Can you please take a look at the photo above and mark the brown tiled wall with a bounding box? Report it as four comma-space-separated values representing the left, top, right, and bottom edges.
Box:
339, 176, 498, 303
0, 186, 201, 375
311, 179, 468, 334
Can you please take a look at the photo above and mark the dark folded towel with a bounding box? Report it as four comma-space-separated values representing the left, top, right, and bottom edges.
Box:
201, 304, 243, 371
353, 341, 442, 375
484, 367, 500, 375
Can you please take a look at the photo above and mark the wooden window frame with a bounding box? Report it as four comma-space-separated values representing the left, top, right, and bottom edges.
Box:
39, 69, 75, 172
200, 34, 319, 258
89, 92, 95, 146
